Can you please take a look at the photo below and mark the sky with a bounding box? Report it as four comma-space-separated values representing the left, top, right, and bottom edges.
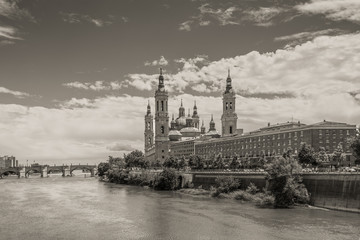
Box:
0, 0, 360, 165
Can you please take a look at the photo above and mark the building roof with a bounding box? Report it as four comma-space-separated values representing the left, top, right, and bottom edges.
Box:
180, 127, 200, 133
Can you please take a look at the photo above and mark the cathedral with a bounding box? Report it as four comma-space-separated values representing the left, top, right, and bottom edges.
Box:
144, 68, 238, 162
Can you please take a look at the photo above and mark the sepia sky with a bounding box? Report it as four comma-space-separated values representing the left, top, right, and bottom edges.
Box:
0, 0, 360, 164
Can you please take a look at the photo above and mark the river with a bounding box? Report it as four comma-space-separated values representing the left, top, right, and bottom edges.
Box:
0, 174, 359, 240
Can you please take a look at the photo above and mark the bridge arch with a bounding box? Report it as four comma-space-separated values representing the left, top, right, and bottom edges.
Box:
25, 168, 42, 177
0, 170, 19, 178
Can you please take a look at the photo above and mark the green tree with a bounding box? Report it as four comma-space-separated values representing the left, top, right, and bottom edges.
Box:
108, 156, 126, 169
298, 143, 316, 166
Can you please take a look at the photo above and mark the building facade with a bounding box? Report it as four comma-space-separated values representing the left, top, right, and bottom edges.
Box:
144, 69, 357, 164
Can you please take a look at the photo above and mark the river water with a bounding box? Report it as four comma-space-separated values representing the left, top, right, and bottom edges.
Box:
0, 174, 359, 240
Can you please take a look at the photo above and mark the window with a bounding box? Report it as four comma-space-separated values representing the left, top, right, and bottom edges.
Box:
147, 122, 150, 130
161, 126, 164, 134
229, 126, 233, 134
156, 101, 159, 111
230, 102, 232, 110
226, 102, 228, 110
161, 101, 164, 111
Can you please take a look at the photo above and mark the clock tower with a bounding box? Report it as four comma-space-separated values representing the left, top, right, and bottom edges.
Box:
154, 68, 170, 162
221, 69, 238, 136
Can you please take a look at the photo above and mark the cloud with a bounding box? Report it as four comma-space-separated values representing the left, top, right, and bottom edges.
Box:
0, 0, 34, 21
179, 20, 193, 31
0, 86, 30, 98
63, 81, 123, 91
274, 29, 347, 46
296, 0, 360, 23
107, 143, 135, 152
0, 95, 149, 164
0, 26, 22, 40
244, 7, 284, 27
144, 56, 169, 66
61, 12, 113, 27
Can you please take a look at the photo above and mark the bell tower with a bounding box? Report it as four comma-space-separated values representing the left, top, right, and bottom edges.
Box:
221, 69, 238, 136
144, 100, 154, 152
154, 68, 169, 162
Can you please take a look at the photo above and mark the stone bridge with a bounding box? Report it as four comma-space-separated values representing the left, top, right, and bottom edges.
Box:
0, 164, 97, 178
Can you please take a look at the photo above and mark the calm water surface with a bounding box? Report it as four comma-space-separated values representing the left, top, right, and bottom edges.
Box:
0, 175, 359, 240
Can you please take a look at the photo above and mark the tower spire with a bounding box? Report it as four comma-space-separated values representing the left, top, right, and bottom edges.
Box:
158, 68, 164, 89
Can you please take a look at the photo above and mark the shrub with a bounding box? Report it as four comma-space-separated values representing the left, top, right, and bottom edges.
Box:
153, 168, 178, 190
107, 169, 128, 184
214, 176, 241, 194
233, 191, 254, 201
254, 193, 275, 208
246, 182, 259, 195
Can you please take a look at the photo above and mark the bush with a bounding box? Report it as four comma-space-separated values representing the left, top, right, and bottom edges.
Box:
254, 193, 275, 208
214, 176, 241, 194
153, 168, 179, 190
107, 169, 128, 184
246, 182, 259, 195
233, 191, 254, 201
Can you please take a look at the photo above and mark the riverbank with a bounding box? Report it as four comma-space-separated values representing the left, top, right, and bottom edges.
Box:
178, 187, 275, 208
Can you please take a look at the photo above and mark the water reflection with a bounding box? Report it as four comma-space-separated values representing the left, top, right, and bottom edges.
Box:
0, 177, 359, 240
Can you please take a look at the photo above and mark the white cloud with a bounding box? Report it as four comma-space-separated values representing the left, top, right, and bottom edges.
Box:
296, 0, 360, 23
0, 0, 34, 21
244, 7, 283, 27
61, 12, 113, 27
63, 81, 122, 91
179, 20, 192, 31
144, 56, 169, 66
0, 26, 22, 40
274, 29, 347, 46
0, 86, 30, 98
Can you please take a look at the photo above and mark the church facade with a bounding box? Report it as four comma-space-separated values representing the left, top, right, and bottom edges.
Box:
144, 69, 357, 164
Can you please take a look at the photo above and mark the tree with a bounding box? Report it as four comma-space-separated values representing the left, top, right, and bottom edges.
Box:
163, 156, 178, 169
153, 168, 179, 190
265, 152, 309, 208
178, 156, 187, 170
188, 155, 204, 169
229, 155, 239, 169
298, 143, 316, 166
214, 154, 224, 169
314, 147, 329, 166
332, 143, 346, 168
124, 150, 149, 169
350, 134, 360, 164
97, 162, 110, 177
108, 156, 126, 169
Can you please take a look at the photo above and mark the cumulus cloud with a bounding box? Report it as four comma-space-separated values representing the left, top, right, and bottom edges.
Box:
244, 7, 284, 27
0, 26, 22, 40
274, 29, 347, 46
0, 95, 148, 164
296, 0, 360, 23
61, 12, 113, 27
144, 56, 169, 66
63, 81, 123, 91
0, 0, 34, 21
0, 86, 30, 98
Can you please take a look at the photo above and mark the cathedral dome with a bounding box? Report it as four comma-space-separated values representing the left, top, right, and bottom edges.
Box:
169, 130, 182, 141
180, 127, 201, 138
175, 116, 186, 126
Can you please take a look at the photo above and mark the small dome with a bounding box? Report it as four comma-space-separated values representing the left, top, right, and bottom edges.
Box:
180, 127, 200, 133
169, 130, 182, 141
175, 116, 186, 126
169, 130, 182, 136
205, 130, 220, 138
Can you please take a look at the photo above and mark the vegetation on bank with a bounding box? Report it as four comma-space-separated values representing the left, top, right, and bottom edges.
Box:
98, 137, 360, 208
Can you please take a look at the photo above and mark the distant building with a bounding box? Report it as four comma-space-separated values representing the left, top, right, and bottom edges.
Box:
0, 156, 18, 168
144, 69, 357, 164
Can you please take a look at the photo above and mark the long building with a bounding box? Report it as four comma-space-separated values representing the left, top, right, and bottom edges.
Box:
144, 69, 357, 163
